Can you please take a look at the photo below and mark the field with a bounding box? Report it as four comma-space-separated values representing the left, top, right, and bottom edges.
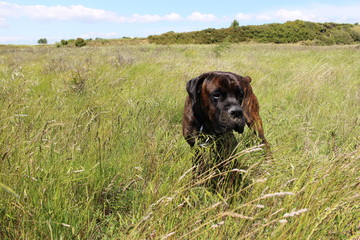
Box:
0, 43, 359, 239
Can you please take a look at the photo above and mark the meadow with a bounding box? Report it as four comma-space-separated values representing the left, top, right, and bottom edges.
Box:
0, 43, 359, 239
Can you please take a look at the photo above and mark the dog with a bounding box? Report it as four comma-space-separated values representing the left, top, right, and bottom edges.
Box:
182, 71, 269, 177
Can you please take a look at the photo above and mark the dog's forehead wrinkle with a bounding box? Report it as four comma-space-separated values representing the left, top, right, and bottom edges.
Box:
207, 75, 235, 86
224, 75, 240, 87
204, 77, 221, 92
207, 75, 241, 93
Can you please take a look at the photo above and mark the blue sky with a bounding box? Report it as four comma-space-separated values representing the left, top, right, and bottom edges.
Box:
1, 0, 360, 44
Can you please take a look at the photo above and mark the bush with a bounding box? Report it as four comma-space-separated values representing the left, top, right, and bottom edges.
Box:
348, 29, 360, 41
230, 19, 240, 28
317, 35, 336, 45
75, 38, 86, 47
61, 39, 68, 45
37, 38, 48, 44
331, 29, 354, 44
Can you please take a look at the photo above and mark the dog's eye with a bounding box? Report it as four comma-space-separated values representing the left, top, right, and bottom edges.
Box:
212, 93, 221, 100
236, 89, 244, 100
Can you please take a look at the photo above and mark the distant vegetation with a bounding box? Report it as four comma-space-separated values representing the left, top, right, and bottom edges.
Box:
74, 38, 87, 47
53, 37, 147, 47
148, 20, 360, 45
49, 21, 360, 48
37, 38, 48, 44
230, 19, 240, 28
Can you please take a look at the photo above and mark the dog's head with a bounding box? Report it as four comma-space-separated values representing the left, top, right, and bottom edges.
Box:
186, 71, 253, 135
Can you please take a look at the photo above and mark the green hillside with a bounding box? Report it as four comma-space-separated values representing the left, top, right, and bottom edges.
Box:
148, 20, 360, 45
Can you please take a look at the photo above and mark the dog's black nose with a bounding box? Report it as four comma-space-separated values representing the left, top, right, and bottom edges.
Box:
228, 106, 243, 119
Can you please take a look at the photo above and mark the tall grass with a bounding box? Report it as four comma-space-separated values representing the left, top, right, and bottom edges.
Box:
0, 44, 359, 239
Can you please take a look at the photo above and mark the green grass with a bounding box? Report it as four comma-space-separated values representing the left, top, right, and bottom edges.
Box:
0, 44, 359, 239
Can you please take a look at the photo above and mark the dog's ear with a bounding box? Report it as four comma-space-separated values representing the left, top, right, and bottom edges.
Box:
243, 76, 251, 83
186, 73, 207, 104
240, 75, 269, 146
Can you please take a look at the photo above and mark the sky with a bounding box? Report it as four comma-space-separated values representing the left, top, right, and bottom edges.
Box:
1, 0, 360, 44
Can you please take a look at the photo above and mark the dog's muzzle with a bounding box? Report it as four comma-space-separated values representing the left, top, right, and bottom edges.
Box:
228, 105, 243, 119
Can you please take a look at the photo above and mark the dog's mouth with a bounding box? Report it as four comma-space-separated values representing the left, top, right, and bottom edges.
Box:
217, 117, 246, 135
234, 124, 245, 133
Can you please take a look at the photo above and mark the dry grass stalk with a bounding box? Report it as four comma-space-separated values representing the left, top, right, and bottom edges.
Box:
218, 211, 254, 220
283, 208, 309, 218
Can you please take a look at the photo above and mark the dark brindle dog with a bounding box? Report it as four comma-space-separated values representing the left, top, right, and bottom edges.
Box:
182, 71, 269, 177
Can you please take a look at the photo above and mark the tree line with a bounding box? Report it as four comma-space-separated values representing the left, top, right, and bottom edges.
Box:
148, 20, 360, 45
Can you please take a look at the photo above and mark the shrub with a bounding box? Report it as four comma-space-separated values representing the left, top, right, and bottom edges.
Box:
317, 35, 336, 45
230, 19, 240, 28
61, 39, 68, 45
331, 29, 354, 44
75, 38, 86, 47
37, 38, 48, 44
348, 29, 360, 41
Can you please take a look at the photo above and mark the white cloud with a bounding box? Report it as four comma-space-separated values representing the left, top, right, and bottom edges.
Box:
256, 14, 272, 21
235, 13, 251, 20
275, 9, 314, 21
304, 3, 360, 23
187, 12, 217, 22
0, 1, 183, 23
1, 1, 360, 27
163, 13, 183, 21
0, 2, 124, 22
26, 5, 117, 22
233, 3, 360, 24
274, 3, 360, 23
